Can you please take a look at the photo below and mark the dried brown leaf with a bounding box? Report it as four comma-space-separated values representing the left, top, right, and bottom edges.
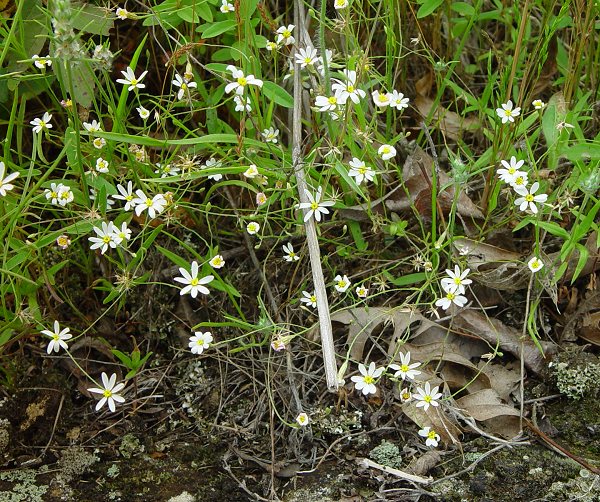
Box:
453, 310, 556, 374
415, 95, 480, 141
385, 147, 484, 219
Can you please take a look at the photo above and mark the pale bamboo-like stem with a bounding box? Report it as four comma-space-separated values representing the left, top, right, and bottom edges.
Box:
292, 0, 338, 392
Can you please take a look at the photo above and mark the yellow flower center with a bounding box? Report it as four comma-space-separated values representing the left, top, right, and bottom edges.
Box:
310, 295, 316, 303
504, 109, 512, 116
347, 85, 355, 93
304, 57, 312, 64
514, 177, 524, 185
364, 375, 374, 384
130, 78, 138, 86
327, 96, 337, 105
283, 30, 291, 38
358, 166, 366, 174
190, 278, 199, 286
103, 389, 113, 398
531, 260, 540, 269
424, 395, 432, 403
427, 431, 437, 440
310, 201, 319, 210
145, 198, 153, 207
401, 364, 409, 372
52, 334, 59, 341
338, 281, 346, 288
237, 77, 247, 86
525, 194, 534, 202
447, 292, 455, 300
382, 147, 390, 153
508, 167, 516, 174
454, 277, 462, 285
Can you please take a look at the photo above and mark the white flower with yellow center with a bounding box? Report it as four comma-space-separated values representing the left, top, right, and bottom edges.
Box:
113, 181, 136, 210
209, 254, 225, 269
497, 156, 526, 185
87, 372, 126, 413
0, 161, 19, 197
334, 274, 351, 293
435, 290, 468, 310
132, 189, 167, 219
283, 243, 300, 262
351, 362, 384, 396
532, 99, 545, 110
419, 426, 441, 447
189, 331, 213, 355
331, 69, 366, 105
389, 90, 410, 111
174, 261, 214, 298
514, 182, 547, 214
95, 157, 109, 173
32, 54, 52, 69
93, 137, 106, 149
225, 65, 263, 95
262, 127, 279, 143
378, 143, 396, 160
295, 46, 318, 69
348, 157, 375, 184
172, 73, 197, 100
355, 286, 368, 298
275, 24, 295, 46
334, 0, 349, 9
414, 382, 443, 411
300, 290, 317, 308
30, 112, 52, 134
372, 90, 391, 108
528, 256, 544, 273
220, 0, 234, 13
296, 412, 309, 427
297, 187, 335, 222
440, 265, 472, 295
41, 320, 72, 354
496, 100, 521, 123
116, 66, 148, 91
389, 351, 421, 381
88, 221, 122, 254
246, 221, 260, 235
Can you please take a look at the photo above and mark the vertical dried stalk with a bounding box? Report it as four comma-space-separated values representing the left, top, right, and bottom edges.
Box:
292, 0, 338, 392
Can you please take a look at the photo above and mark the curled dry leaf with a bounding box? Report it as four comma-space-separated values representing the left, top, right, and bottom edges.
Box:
453, 237, 529, 291
453, 310, 556, 374
330, 306, 424, 362
385, 146, 484, 220
455, 389, 521, 439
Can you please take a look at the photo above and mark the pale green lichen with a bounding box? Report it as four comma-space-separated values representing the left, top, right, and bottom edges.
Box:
58, 446, 99, 483
107, 463, 120, 479
368, 440, 402, 469
0, 469, 48, 502
550, 351, 600, 400
118, 433, 144, 459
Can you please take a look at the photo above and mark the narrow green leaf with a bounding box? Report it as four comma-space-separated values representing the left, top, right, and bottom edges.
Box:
262, 81, 294, 109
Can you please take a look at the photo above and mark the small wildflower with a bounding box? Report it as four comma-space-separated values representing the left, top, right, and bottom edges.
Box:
399, 387, 412, 402
225, 65, 263, 95
174, 261, 214, 298
262, 127, 279, 143
271, 338, 286, 351
112, 181, 136, 210
372, 90, 391, 108
300, 290, 317, 308
41, 320, 72, 354
419, 426, 441, 448
88, 221, 121, 254
115, 7, 129, 19
116, 66, 148, 91
115, 222, 132, 242
334, 274, 351, 293
348, 157, 375, 184
32, 55, 52, 68
87, 372, 126, 413
351, 362, 384, 396
220, 0, 234, 13
440, 265, 472, 295
295, 46, 318, 68
95, 157, 109, 174
132, 190, 167, 219
256, 192, 267, 205
296, 412, 309, 427
528, 256, 544, 273
0, 161, 19, 197
283, 242, 300, 262
315, 94, 339, 113
514, 182, 548, 214
378, 144, 396, 160
189, 331, 213, 355
297, 187, 335, 222
60, 99, 72, 109
355, 285, 368, 298
93, 137, 106, 149
30, 112, 53, 134
246, 221, 260, 235
233, 94, 251, 112
435, 290, 468, 310
334, 0, 349, 9
275, 24, 295, 46
556, 121, 575, 132
137, 106, 150, 120
56, 234, 71, 249
532, 99, 545, 110
243, 164, 259, 178
172, 73, 197, 100
331, 70, 366, 105
497, 156, 526, 185
209, 254, 225, 269
83, 120, 102, 133
414, 381, 443, 411
389, 90, 410, 111
265, 41, 279, 51
203, 157, 224, 181
496, 100, 521, 124
389, 352, 421, 381
510, 172, 528, 190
